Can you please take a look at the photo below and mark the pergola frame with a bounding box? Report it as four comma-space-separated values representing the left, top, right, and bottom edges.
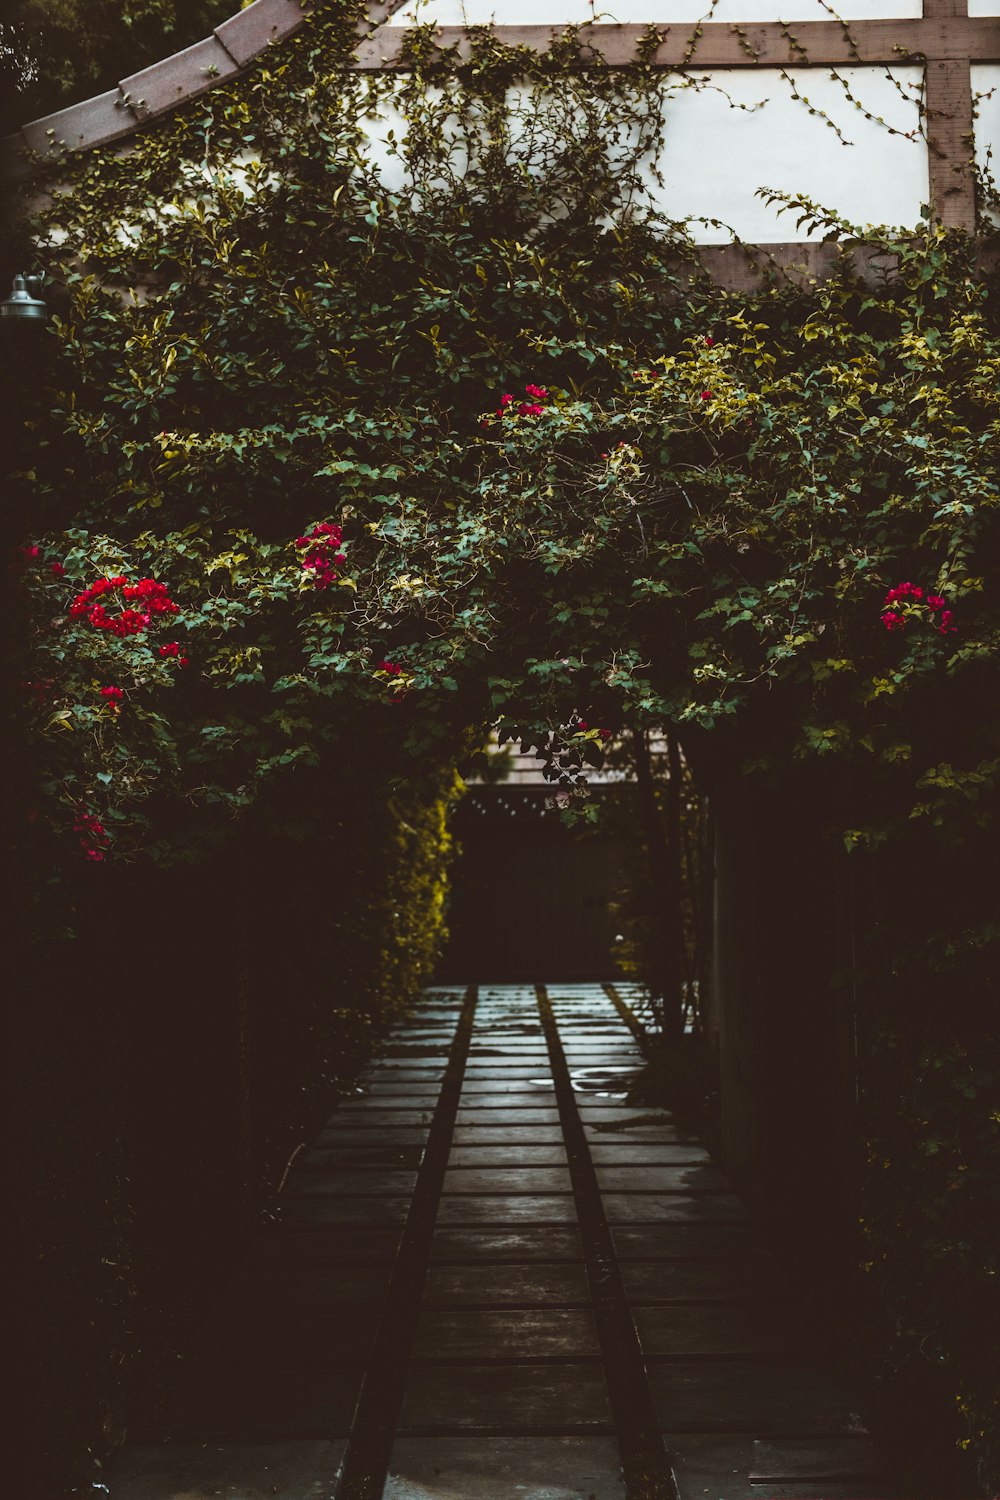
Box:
2, 0, 996, 283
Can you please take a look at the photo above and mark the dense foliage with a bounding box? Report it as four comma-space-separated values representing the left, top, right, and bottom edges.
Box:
11, 755, 458, 1496
6, 0, 1000, 1488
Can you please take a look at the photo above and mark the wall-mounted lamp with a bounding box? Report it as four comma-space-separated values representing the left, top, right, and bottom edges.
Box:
0, 273, 48, 325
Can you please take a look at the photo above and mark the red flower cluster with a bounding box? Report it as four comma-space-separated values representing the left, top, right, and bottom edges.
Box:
51, 562, 65, 578
577, 720, 613, 741
483, 383, 552, 426
74, 811, 109, 862
295, 521, 345, 589
881, 581, 956, 636
158, 642, 190, 667
375, 659, 408, 702
69, 575, 178, 637
122, 577, 179, 615
100, 685, 124, 704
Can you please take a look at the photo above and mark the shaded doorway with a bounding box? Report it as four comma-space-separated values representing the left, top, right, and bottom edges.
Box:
438, 785, 628, 982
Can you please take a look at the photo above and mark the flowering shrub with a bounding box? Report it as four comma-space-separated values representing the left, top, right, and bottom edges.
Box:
9, 10, 1000, 1488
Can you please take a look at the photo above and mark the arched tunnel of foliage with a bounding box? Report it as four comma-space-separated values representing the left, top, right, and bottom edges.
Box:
4, 1, 1000, 1489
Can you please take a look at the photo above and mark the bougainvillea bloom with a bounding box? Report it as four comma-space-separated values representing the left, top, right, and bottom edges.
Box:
295, 521, 345, 589
881, 582, 956, 636
700, 390, 712, 401
100, 686, 124, 703
69, 575, 178, 636
73, 810, 110, 862
158, 642, 190, 666
50, 562, 65, 578
485, 383, 552, 424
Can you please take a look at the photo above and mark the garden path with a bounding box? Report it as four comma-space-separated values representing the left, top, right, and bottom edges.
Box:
103, 983, 901, 1500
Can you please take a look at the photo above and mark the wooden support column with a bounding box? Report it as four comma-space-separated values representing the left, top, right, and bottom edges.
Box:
923, 0, 977, 229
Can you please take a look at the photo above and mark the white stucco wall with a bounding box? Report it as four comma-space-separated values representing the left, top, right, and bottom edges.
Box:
972, 63, 1000, 212
362, 64, 928, 241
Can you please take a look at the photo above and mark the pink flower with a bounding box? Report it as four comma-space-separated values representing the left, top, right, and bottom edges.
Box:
926, 594, 945, 611
881, 611, 905, 632
524, 384, 549, 400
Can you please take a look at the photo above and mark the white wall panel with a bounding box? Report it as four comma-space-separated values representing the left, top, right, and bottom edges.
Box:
389, 0, 922, 26
644, 66, 926, 240
969, 0, 1000, 17
972, 63, 1000, 210
360, 67, 928, 240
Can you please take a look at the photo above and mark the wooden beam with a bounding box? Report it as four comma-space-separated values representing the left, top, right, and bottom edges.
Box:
355, 18, 1000, 70
925, 57, 977, 228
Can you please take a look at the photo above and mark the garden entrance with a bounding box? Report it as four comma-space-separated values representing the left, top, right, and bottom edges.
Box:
6, 0, 1000, 1492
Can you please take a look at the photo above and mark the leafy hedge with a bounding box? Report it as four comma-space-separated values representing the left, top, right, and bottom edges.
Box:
10, 755, 459, 1498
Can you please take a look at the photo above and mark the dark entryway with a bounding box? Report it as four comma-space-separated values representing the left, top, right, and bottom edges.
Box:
438, 786, 628, 981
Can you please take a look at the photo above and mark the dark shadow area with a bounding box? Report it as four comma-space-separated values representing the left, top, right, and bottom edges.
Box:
438, 786, 628, 982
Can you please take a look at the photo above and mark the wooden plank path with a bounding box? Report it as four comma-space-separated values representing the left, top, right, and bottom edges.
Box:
104, 983, 902, 1499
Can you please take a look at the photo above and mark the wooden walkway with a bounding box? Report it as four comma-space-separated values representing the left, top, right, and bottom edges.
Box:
104, 983, 901, 1499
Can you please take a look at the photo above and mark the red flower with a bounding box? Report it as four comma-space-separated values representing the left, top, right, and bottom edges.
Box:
295, 522, 345, 589
700, 390, 712, 401
51, 562, 66, 578
881, 611, 905, 632
926, 594, 945, 611
100, 686, 124, 703
68, 575, 177, 635
73, 810, 110, 861
21, 544, 40, 560
704, 336, 714, 347
378, 659, 403, 676
524, 384, 549, 400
